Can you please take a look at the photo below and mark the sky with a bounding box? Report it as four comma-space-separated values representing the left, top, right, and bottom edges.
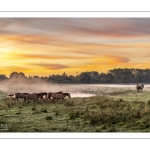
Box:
1, 18, 150, 77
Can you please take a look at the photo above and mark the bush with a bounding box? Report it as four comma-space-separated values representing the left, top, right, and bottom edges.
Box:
147, 100, 150, 105
45, 116, 53, 120
41, 108, 48, 113
64, 100, 74, 107
31, 108, 37, 111
69, 110, 80, 120
53, 107, 60, 116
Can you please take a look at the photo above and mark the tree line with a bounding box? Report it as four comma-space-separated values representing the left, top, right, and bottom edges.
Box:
1, 68, 150, 84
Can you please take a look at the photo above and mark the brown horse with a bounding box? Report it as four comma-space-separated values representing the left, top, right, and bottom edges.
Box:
136, 83, 144, 92
51, 92, 71, 103
37, 92, 48, 102
14, 92, 29, 102
47, 91, 63, 101
26, 93, 38, 102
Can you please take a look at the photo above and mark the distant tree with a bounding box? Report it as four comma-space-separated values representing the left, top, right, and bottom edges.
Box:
9, 71, 27, 78
18, 72, 26, 78
0, 74, 8, 81
9, 71, 18, 78
5, 68, 150, 84
33, 76, 39, 79
78, 72, 91, 83
89, 71, 100, 83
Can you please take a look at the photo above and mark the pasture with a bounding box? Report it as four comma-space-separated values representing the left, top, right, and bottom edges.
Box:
0, 85, 150, 132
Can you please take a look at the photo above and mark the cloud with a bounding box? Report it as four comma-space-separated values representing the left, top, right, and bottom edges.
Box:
0, 66, 30, 75
30, 63, 71, 70
1, 18, 150, 76
6, 52, 92, 60
0, 35, 57, 46
93, 55, 130, 64
1, 18, 150, 38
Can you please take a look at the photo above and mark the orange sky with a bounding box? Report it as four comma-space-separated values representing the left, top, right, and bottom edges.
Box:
0, 18, 150, 77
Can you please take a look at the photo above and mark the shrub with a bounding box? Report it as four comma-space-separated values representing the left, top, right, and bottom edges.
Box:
31, 108, 37, 111
45, 116, 53, 120
41, 108, 48, 113
69, 110, 80, 120
147, 100, 150, 105
53, 107, 60, 116
64, 100, 74, 107
55, 109, 60, 116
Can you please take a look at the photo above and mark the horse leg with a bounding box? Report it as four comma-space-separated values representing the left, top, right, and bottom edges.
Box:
26, 98, 30, 103
51, 98, 53, 103
16, 97, 19, 102
24, 97, 26, 102
49, 97, 52, 102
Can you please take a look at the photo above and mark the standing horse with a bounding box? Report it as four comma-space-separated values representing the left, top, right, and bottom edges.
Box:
37, 92, 48, 102
26, 93, 38, 103
14, 92, 29, 102
136, 83, 144, 92
51, 92, 71, 103
47, 91, 63, 101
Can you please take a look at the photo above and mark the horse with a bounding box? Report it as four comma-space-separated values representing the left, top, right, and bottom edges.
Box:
51, 92, 71, 103
26, 93, 38, 103
14, 92, 29, 102
136, 83, 144, 92
47, 91, 63, 101
37, 92, 48, 102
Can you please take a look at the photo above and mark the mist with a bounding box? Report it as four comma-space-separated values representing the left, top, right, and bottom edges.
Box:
0, 77, 66, 94
1, 77, 149, 98
0, 77, 97, 97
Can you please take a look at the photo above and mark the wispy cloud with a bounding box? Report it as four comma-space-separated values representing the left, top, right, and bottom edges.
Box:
1, 18, 150, 76
1, 18, 150, 38
30, 63, 71, 70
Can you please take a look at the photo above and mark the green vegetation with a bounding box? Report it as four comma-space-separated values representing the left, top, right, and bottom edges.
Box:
1, 68, 150, 83
1, 90, 150, 132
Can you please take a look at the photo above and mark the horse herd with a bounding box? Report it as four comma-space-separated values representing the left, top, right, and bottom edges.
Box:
7, 91, 71, 103
5, 83, 144, 104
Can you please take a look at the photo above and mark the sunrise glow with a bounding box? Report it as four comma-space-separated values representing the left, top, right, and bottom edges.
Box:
0, 18, 150, 77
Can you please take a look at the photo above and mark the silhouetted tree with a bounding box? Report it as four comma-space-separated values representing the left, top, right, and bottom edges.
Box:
0, 74, 8, 81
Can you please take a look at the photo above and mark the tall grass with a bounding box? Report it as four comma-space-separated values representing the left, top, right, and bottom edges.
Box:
0, 90, 150, 132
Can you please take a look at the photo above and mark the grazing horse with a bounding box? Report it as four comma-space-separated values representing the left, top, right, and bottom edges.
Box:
51, 92, 71, 103
37, 92, 48, 102
136, 83, 144, 92
47, 91, 63, 101
14, 92, 29, 102
26, 93, 38, 102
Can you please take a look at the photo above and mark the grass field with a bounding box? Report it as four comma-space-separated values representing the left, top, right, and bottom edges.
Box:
0, 87, 150, 132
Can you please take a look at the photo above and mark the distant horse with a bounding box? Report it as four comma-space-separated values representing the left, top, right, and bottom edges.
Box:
51, 92, 71, 103
37, 92, 48, 102
26, 93, 38, 102
14, 92, 29, 102
136, 83, 144, 92
47, 91, 63, 101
